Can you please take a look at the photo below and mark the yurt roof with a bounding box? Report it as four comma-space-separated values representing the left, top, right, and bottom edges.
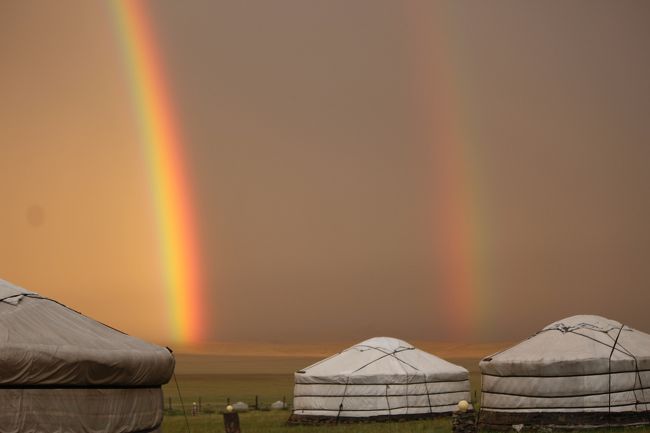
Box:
296, 336, 467, 384
0, 279, 174, 386
480, 314, 650, 376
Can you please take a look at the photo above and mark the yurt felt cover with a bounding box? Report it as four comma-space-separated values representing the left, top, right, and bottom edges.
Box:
479, 315, 650, 428
0, 279, 174, 433
292, 337, 470, 421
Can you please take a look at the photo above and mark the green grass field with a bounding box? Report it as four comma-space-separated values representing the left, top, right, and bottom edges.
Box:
163, 373, 294, 412
161, 355, 650, 433
163, 355, 482, 409
161, 354, 480, 432
163, 410, 449, 433
164, 373, 455, 432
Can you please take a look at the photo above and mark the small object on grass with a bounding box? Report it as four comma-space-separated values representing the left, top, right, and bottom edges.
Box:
270, 400, 286, 410
457, 400, 469, 412
232, 401, 249, 412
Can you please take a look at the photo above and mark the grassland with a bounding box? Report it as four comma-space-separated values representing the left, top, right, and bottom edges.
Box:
161, 354, 483, 433
162, 353, 650, 433
162, 355, 483, 411
163, 410, 450, 433
163, 373, 294, 412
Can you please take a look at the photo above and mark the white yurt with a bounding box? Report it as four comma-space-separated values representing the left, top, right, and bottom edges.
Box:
479, 315, 650, 429
0, 279, 175, 433
290, 337, 471, 422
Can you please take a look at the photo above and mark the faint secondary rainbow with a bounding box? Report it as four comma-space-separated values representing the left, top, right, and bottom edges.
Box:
111, 1, 204, 343
408, 3, 489, 339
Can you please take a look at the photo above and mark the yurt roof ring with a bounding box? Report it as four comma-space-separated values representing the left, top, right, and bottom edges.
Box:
350, 346, 420, 374
352, 343, 414, 353
0, 293, 43, 305
537, 324, 635, 358
541, 321, 633, 335
485, 321, 645, 378
485, 320, 637, 363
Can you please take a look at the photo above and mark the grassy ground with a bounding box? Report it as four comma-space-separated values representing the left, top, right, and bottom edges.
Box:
163, 356, 482, 410
161, 355, 477, 432
163, 410, 450, 433
163, 373, 294, 412
161, 356, 484, 432
162, 354, 650, 433
162, 408, 650, 433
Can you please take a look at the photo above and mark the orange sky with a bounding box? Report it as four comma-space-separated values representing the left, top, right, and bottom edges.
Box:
1, 1, 650, 346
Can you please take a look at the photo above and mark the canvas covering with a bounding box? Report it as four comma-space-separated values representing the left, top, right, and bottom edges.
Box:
292, 337, 470, 419
0, 279, 174, 433
480, 315, 650, 414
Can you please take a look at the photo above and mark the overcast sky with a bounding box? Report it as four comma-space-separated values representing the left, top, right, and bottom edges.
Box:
1, 0, 649, 345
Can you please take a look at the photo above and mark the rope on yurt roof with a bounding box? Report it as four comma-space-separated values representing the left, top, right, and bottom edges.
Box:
301, 343, 415, 374
615, 337, 650, 424
385, 384, 392, 417
567, 323, 650, 412
481, 321, 650, 414
335, 377, 350, 424
294, 341, 470, 422
350, 345, 419, 374
425, 379, 434, 414
608, 324, 625, 429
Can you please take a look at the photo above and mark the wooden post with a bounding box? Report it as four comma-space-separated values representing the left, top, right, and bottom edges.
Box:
255, 395, 258, 410
223, 412, 241, 433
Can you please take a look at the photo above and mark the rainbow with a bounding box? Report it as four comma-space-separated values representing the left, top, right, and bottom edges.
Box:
409, 4, 489, 340
111, 1, 204, 343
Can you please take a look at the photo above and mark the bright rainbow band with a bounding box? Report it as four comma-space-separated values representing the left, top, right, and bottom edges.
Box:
112, 1, 204, 343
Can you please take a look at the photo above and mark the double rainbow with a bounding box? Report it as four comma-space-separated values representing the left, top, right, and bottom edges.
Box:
111, 1, 204, 343
109, 0, 487, 343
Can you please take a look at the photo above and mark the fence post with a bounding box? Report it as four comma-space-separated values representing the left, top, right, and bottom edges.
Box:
223, 412, 241, 433
255, 395, 259, 410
